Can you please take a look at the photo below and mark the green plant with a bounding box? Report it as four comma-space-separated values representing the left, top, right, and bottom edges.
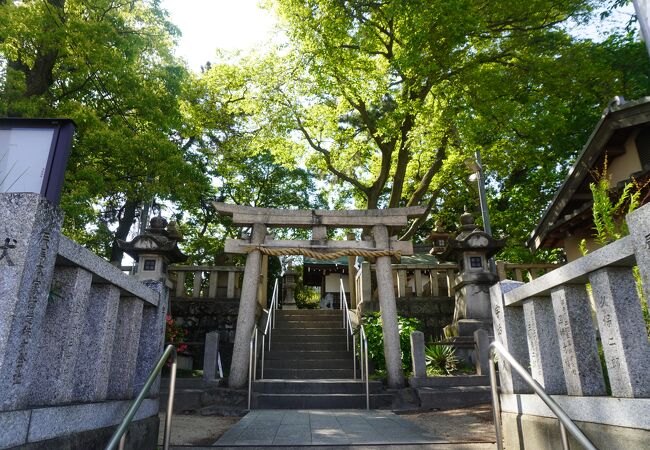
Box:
425, 343, 458, 375
361, 312, 421, 373
583, 158, 650, 336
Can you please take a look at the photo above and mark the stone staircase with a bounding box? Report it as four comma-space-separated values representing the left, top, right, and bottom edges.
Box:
252, 309, 391, 409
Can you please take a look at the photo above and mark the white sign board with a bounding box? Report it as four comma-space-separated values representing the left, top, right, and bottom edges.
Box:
0, 128, 55, 194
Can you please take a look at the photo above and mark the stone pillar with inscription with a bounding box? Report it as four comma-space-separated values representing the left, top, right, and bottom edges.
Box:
283, 265, 298, 310
0, 193, 63, 411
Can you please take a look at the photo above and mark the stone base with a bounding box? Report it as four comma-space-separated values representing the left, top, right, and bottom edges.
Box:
0, 399, 158, 449
456, 319, 491, 337
502, 412, 650, 450
282, 303, 298, 310
7, 415, 158, 450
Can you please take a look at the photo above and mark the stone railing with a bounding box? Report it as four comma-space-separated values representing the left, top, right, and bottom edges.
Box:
0, 194, 165, 450
169, 265, 243, 299
496, 260, 563, 282
490, 203, 650, 449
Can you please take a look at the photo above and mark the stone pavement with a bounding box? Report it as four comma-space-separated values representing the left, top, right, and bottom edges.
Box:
213, 409, 457, 447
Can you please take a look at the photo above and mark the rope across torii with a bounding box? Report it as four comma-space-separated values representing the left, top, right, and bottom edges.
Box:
214, 202, 426, 390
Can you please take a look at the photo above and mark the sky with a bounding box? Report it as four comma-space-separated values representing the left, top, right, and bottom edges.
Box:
160, 0, 281, 71
159, 1, 641, 72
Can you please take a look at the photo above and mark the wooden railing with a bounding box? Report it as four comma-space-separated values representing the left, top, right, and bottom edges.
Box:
496, 261, 563, 282
355, 261, 458, 307
169, 265, 244, 299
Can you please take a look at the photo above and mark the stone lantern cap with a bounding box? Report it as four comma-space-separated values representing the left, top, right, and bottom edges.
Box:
439, 212, 506, 262
117, 216, 187, 263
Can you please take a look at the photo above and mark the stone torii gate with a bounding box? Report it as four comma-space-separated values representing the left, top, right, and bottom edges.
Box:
214, 202, 426, 389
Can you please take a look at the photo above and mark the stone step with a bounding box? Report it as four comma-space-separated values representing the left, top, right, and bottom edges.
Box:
272, 328, 347, 336
276, 309, 342, 317
172, 444, 497, 449
270, 341, 349, 352
252, 379, 382, 394
274, 320, 343, 329
169, 442, 497, 450
262, 368, 356, 379
253, 392, 393, 409
265, 350, 352, 360
271, 334, 348, 343
417, 386, 492, 410
410, 375, 490, 388
263, 358, 354, 369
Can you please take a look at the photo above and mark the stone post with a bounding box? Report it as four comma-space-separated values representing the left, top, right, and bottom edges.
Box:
550, 284, 605, 396
626, 203, 650, 301
29, 266, 93, 406
0, 193, 63, 411
522, 297, 567, 394
589, 267, 650, 397
410, 331, 427, 379
489, 281, 533, 393
229, 223, 266, 388
73, 284, 120, 402
203, 331, 221, 381
347, 232, 357, 309
372, 224, 404, 388
133, 281, 168, 397
473, 329, 490, 376
107, 296, 144, 399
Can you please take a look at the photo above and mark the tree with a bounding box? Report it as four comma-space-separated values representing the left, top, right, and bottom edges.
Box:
0, 0, 211, 261
243, 0, 650, 260
174, 59, 328, 264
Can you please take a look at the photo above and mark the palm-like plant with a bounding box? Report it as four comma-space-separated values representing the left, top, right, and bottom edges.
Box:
425, 343, 458, 375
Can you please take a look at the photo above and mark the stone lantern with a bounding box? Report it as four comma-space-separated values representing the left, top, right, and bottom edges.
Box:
117, 216, 187, 286
427, 220, 453, 255
440, 212, 505, 337
283, 263, 298, 310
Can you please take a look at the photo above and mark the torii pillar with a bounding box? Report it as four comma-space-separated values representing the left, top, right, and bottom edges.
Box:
214, 203, 425, 389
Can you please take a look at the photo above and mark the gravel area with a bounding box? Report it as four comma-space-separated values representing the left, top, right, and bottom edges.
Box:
399, 404, 496, 443
158, 413, 242, 446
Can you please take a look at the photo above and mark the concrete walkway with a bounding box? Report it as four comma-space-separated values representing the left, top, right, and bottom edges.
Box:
213, 409, 460, 447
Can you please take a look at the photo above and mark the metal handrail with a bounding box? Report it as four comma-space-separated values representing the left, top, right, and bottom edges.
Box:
489, 341, 597, 450
246, 279, 287, 409
260, 279, 280, 379
340, 279, 369, 410
105, 344, 177, 450
247, 324, 258, 410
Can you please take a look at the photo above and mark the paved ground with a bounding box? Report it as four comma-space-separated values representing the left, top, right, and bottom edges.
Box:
214, 410, 445, 446
160, 405, 497, 448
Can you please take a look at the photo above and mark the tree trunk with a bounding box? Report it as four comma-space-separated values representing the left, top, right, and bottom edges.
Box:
110, 200, 139, 264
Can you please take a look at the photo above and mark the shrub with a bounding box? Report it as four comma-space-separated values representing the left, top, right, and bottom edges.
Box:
361, 312, 421, 373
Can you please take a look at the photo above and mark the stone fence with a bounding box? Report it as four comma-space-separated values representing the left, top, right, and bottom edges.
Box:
1, 194, 165, 450
495, 261, 562, 282
490, 203, 650, 449
170, 265, 243, 299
